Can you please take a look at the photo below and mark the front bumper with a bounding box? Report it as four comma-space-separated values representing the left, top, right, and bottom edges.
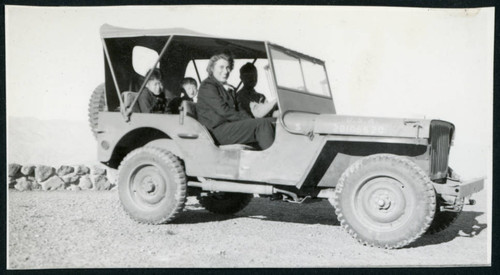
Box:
432, 177, 485, 199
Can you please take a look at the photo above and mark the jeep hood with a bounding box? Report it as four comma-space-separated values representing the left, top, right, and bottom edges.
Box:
283, 113, 439, 139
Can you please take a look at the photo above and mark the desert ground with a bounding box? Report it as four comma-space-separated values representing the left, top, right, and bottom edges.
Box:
7, 188, 488, 268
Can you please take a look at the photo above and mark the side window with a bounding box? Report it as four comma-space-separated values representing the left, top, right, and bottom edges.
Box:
132, 46, 160, 76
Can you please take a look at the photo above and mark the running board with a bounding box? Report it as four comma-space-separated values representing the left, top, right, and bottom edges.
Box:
187, 180, 274, 195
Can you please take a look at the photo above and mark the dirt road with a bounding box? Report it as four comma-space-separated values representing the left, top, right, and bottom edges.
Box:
7, 189, 489, 268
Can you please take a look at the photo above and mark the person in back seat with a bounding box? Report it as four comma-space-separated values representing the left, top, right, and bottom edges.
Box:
168, 77, 198, 114
196, 53, 276, 150
132, 69, 168, 113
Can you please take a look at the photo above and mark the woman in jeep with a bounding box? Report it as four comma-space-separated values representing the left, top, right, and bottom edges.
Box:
195, 53, 276, 150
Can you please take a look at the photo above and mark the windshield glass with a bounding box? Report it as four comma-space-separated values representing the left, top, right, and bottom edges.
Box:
270, 47, 331, 97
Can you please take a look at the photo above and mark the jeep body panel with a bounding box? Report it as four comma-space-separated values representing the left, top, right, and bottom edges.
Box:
283, 112, 431, 141
98, 111, 323, 185
98, 110, 432, 189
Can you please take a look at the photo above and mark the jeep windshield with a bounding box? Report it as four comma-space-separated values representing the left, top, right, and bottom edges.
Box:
267, 43, 335, 115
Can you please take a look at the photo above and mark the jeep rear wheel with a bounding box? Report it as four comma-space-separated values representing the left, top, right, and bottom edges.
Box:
198, 192, 253, 215
331, 154, 436, 249
118, 147, 187, 224
88, 83, 106, 139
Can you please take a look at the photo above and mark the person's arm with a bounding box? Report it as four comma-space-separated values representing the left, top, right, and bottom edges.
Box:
249, 98, 277, 118
201, 83, 251, 121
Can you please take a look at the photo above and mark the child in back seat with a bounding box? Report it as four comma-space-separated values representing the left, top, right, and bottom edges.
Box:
168, 77, 199, 114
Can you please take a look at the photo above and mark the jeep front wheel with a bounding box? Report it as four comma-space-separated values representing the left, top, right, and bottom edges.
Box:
118, 147, 187, 224
331, 154, 436, 249
198, 192, 253, 214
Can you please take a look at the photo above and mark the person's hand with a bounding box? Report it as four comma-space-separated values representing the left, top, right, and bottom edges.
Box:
223, 83, 236, 92
258, 94, 266, 104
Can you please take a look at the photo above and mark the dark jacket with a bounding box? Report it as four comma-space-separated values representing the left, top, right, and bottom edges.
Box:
196, 76, 251, 129
132, 88, 167, 113
236, 86, 266, 118
167, 93, 192, 114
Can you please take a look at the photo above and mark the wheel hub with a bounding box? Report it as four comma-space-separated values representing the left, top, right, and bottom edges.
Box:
374, 193, 392, 210
129, 165, 167, 207
356, 176, 410, 230
142, 177, 156, 193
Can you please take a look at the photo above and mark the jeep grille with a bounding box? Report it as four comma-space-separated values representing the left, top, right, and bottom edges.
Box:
429, 120, 454, 180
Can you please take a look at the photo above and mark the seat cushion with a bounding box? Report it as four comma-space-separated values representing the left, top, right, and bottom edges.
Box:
122, 91, 138, 109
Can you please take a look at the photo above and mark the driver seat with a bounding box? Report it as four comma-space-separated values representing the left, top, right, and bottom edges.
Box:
179, 101, 256, 151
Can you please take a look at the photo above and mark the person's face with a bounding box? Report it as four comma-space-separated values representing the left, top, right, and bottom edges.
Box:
183, 83, 198, 98
212, 59, 232, 83
146, 79, 162, 96
240, 69, 258, 88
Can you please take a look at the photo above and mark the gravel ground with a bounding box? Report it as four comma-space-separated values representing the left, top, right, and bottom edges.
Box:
7, 189, 489, 268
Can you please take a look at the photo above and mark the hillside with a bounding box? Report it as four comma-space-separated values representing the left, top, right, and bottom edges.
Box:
7, 117, 98, 167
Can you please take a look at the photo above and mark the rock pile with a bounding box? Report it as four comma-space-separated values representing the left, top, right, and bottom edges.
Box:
8, 163, 115, 192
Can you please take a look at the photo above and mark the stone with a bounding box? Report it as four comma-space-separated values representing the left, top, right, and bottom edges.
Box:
31, 181, 42, 190
75, 165, 90, 175
94, 175, 112, 191
15, 177, 33, 191
78, 176, 93, 190
67, 185, 81, 191
21, 165, 35, 176
57, 165, 74, 176
62, 174, 80, 184
35, 165, 55, 182
92, 166, 107, 176
8, 163, 22, 178
40, 175, 65, 191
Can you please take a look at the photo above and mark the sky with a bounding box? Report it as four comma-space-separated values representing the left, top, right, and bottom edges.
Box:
5, 5, 494, 180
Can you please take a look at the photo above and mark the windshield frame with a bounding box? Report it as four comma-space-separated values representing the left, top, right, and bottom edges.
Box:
267, 43, 333, 99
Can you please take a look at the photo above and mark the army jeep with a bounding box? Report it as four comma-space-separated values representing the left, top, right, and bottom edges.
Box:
89, 24, 484, 249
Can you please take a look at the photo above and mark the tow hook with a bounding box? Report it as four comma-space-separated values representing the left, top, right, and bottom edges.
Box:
465, 197, 476, 205
440, 205, 462, 212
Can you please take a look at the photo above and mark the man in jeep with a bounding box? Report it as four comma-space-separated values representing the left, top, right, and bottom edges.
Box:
237, 63, 278, 118
196, 53, 275, 150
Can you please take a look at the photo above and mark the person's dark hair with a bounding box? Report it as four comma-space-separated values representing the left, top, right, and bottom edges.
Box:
206, 53, 234, 76
146, 68, 162, 81
239, 62, 257, 75
181, 77, 198, 87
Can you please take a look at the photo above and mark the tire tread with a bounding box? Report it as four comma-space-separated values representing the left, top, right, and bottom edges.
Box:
118, 147, 186, 224
331, 154, 436, 249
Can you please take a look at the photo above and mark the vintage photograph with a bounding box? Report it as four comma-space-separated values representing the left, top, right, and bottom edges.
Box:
5, 5, 493, 268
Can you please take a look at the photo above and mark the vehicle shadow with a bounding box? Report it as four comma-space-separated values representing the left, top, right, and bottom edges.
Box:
174, 197, 487, 248
172, 197, 339, 226
407, 211, 487, 248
